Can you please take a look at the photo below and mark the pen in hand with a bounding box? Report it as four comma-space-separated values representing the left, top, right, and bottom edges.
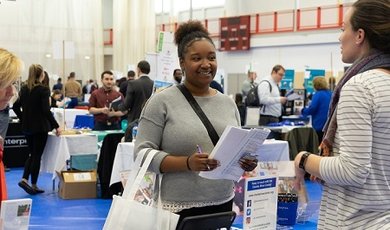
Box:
196, 144, 203, 154
197, 144, 210, 171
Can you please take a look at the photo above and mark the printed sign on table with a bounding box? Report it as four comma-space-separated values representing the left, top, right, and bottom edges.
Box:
232, 173, 278, 230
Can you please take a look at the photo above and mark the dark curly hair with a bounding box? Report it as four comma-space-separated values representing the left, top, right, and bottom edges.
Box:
174, 20, 215, 59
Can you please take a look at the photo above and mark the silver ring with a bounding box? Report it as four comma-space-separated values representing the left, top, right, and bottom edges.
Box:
206, 164, 210, 171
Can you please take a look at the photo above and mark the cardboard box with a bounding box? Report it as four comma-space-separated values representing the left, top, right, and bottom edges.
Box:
56, 170, 97, 199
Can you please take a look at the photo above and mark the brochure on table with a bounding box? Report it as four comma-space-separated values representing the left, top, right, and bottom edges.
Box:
0, 198, 32, 230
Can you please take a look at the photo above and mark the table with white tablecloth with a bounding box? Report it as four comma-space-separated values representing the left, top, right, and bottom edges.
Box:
40, 133, 98, 179
51, 108, 89, 129
109, 140, 289, 187
109, 142, 134, 186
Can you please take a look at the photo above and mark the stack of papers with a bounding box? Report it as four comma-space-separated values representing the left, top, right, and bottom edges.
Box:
199, 126, 270, 181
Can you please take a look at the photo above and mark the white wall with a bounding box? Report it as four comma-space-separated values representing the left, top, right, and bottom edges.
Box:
217, 42, 342, 78
126, 0, 354, 81
103, 0, 114, 29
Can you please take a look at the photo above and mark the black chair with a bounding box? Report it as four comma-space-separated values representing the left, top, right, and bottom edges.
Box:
176, 211, 236, 230
97, 132, 124, 199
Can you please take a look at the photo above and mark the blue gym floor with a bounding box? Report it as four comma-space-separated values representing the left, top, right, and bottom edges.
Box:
6, 168, 111, 230
5, 168, 322, 229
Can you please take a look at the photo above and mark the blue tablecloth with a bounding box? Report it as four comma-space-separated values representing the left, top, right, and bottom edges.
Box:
73, 114, 94, 129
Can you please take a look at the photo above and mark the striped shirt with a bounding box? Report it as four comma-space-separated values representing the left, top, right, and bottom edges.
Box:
318, 69, 390, 229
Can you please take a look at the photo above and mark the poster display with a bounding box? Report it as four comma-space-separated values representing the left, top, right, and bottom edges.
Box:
146, 31, 180, 88
280, 69, 294, 91
304, 69, 325, 94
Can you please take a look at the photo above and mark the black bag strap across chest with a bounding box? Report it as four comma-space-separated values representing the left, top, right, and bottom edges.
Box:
177, 84, 219, 146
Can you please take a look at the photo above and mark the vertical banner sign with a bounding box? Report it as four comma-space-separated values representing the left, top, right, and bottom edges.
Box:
280, 69, 295, 90
220, 16, 251, 51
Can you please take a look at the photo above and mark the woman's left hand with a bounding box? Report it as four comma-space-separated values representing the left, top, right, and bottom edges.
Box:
239, 155, 258, 172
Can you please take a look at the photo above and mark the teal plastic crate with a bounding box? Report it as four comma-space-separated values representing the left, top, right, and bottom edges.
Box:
70, 154, 97, 171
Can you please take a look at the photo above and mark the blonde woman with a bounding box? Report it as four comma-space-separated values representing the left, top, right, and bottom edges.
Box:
301, 77, 332, 142
0, 48, 24, 203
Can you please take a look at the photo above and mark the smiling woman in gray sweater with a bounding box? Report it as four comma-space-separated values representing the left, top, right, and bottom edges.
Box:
134, 20, 258, 225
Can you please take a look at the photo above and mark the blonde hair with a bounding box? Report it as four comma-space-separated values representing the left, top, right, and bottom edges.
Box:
313, 77, 329, 91
0, 48, 23, 89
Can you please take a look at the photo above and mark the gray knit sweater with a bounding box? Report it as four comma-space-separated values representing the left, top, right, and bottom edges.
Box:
135, 86, 240, 212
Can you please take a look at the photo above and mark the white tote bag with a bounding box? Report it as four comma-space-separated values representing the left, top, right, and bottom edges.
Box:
103, 149, 179, 230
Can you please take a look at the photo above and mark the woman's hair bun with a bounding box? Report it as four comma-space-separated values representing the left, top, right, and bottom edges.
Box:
174, 20, 209, 46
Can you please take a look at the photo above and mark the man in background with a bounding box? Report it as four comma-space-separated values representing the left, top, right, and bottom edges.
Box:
118, 60, 154, 124
241, 71, 257, 98
172, 69, 183, 85
89, 71, 124, 130
64, 72, 82, 108
52, 78, 63, 92
210, 80, 224, 93
258, 64, 287, 125
120, 70, 136, 96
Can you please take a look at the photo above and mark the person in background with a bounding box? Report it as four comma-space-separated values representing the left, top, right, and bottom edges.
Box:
118, 60, 154, 124
172, 68, 183, 85
294, 0, 390, 228
0, 48, 23, 203
89, 71, 125, 130
235, 93, 246, 126
119, 70, 136, 96
134, 20, 258, 225
50, 89, 64, 108
13, 64, 61, 195
52, 77, 63, 91
82, 79, 98, 102
64, 72, 81, 108
210, 80, 224, 93
241, 71, 257, 98
301, 77, 332, 143
90, 79, 98, 93
258, 64, 287, 125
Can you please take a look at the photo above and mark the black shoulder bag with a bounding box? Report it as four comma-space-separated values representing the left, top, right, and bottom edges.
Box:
177, 84, 219, 146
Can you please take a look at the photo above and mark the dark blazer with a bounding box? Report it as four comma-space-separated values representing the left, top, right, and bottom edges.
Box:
119, 80, 130, 96
13, 85, 59, 134
119, 75, 154, 123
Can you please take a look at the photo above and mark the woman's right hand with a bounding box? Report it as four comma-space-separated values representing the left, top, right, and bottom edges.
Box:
309, 142, 329, 183
187, 152, 220, 171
